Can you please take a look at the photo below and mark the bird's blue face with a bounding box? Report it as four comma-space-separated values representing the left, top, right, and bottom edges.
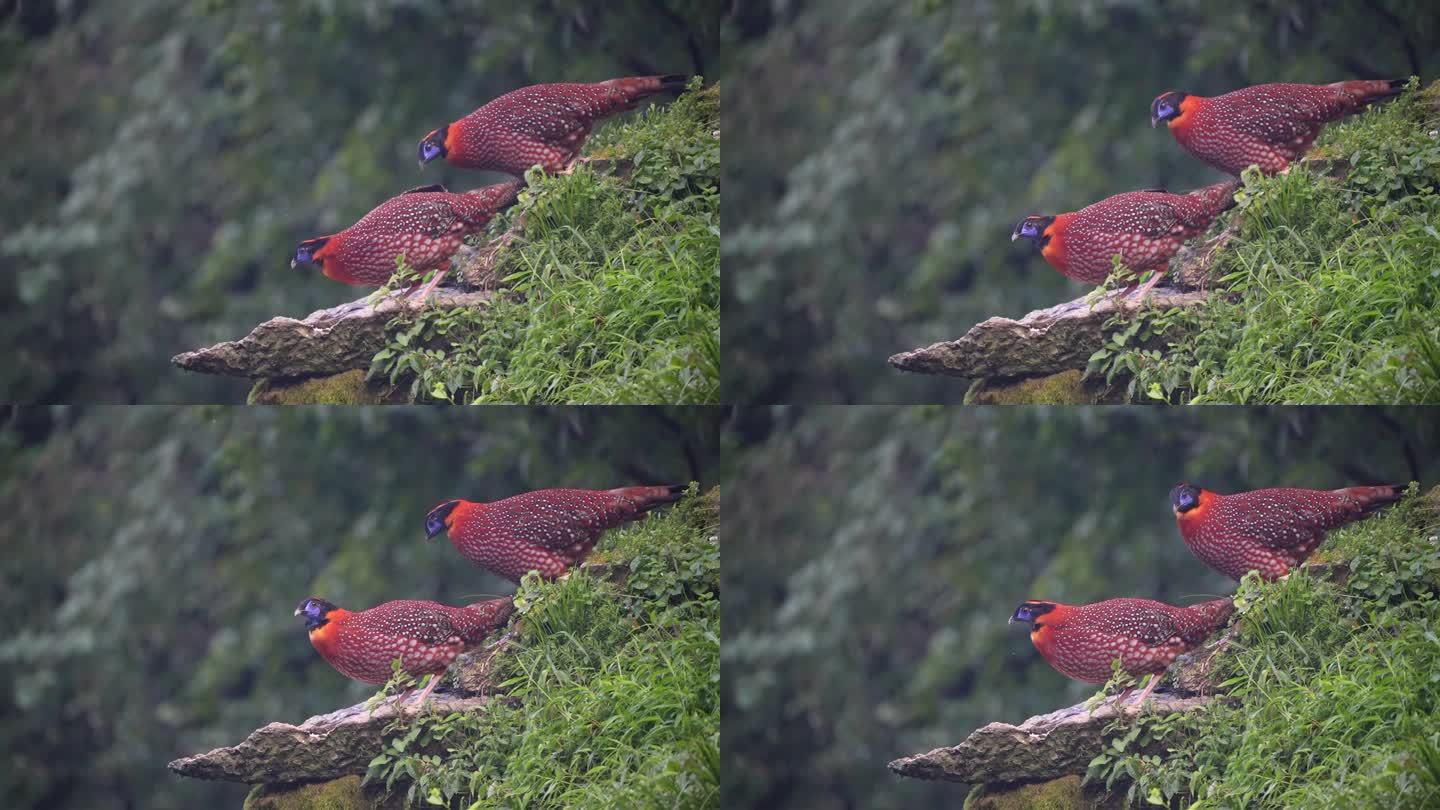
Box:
1151, 91, 1185, 127
418, 127, 448, 168
1169, 483, 1202, 514
295, 597, 336, 630
424, 500, 461, 539
1009, 601, 1055, 626
1011, 215, 1053, 247
291, 237, 329, 270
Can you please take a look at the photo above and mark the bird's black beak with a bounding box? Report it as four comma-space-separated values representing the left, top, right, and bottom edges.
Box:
425, 524, 441, 540
1151, 115, 1159, 128
1007, 615, 1017, 624
418, 160, 427, 171
293, 607, 302, 616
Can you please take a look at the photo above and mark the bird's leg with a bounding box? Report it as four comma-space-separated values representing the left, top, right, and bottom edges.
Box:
388, 686, 415, 708
1131, 269, 1167, 301
1110, 686, 1134, 707
408, 263, 449, 302
1130, 674, 1162, 708
410, 673, 443, 709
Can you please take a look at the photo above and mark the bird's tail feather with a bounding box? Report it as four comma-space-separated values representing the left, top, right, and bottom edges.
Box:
612, 484, 688, 513
1190, 598, 1236, 631
1333, 78, 1407, 104
1189, 179, 1243, 216
1336, 484, 1407, 515
604, 75, 694, 105
460, 597, 516, 641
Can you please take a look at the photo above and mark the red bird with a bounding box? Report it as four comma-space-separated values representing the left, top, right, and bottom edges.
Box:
424, 485, 687, 582
1009, 597, 1234, 705
291, 180, 522, 300
1170, 483, 1405, 581
417, 76, 691, 177
1012, 180, 1238, 296
1151, 80, 1405, 176
295, 596, 514, 705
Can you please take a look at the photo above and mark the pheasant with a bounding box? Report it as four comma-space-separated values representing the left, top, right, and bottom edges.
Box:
424, 485, 687, 582
1009, 597, 1234, 705
294, 596, 514, 706
1151, 80, 1405, 175
1170, 483, 1405, 580
1011, 180, 1238, 297
291, 180, 522, 300
417, 75, 690, 177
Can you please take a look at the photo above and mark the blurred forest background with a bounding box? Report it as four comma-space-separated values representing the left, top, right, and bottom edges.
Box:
723, 0, 1440, 403
722, 406, 1440, 808
0, 0, 725, 403
0, 405, 722, 809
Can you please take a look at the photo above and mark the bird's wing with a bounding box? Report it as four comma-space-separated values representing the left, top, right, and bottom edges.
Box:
354, 601, 459, 646
1129, 197, 1183, 239
406, 199, 464, 239
484, 491, 609, 552
1234, 492, 1331, 551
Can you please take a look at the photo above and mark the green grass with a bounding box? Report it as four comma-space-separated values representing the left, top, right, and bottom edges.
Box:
1088, 486, 1440, 808
1089, 79, 1440, 403
364, 486, 719, 809
368, 79, 720, 404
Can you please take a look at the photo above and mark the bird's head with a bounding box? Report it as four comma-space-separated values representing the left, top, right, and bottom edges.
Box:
418, 126, 449, 169
424, 499, 463, 540
1151, 91, 1188, 128
291, 237, 330, 271
1011, 215, 1055, 248
1169, 483, 1204, 516
295, 597, 339, 631
1009, 600, 1058, 628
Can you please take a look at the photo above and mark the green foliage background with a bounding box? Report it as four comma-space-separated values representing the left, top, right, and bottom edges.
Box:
722, 0, 1440, 403
721, 406, 1440, 807
0, 1, 720, 403
0, 405, 722, 809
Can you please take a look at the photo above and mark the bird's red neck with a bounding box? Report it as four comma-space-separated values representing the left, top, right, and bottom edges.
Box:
308, 608, 352, 658
310, 234, 363, 285
1175, 489, 1218, 528
1167, 95, 1204, 139
1029, 602, 1077, 659
443, 121, 464, 165
1040, 214, 1073, 273
446, 500, 485, 531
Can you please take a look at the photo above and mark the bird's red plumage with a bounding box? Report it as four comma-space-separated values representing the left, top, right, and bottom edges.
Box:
439, 76, 687, 177
306, 598, 513, 685
1175, 485, 1404, 580
1165, 80, 1403, 176
1037, 181, 1238, 285
301, 181, 521, 287
1027, 598, 1233, 684
436, 485, 685, 582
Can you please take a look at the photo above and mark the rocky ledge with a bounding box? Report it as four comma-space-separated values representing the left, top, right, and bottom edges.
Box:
887, 288, 1209, 382
172, 288, 493, 380
888, 619, 1234, 808
168, 694, 493, 784
888, 693, 1210, 786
